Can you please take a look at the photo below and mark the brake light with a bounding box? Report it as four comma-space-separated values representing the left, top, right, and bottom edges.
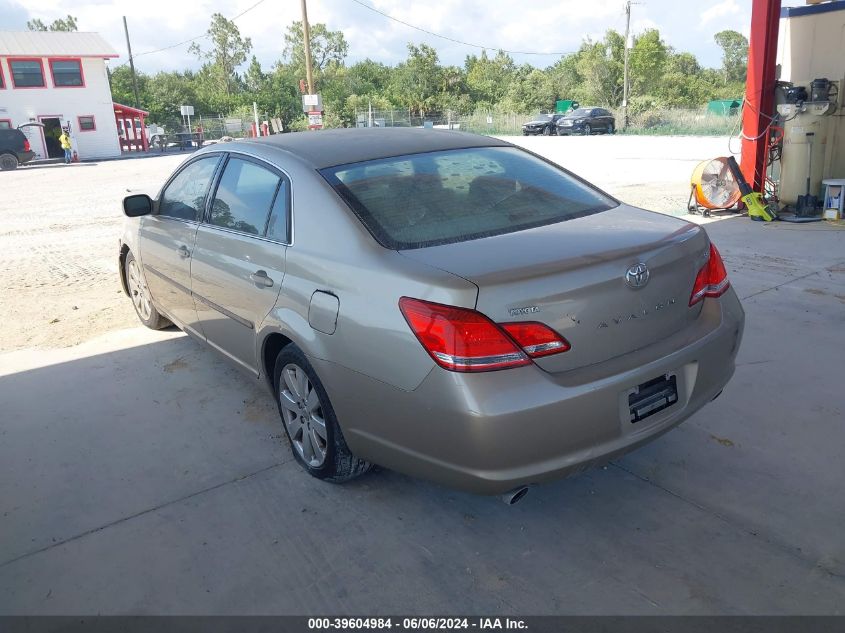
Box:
689, 243, 730, 306
23, 139, 31, 152
399, 297, 530, 372
499, 322, 570, 358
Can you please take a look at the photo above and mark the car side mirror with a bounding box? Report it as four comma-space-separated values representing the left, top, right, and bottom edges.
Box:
124, 194, 153, 217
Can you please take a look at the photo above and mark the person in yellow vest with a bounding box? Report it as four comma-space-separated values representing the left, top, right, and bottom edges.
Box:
59, 129, 72, 164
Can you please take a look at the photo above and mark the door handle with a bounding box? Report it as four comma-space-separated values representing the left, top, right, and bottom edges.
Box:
249, 270, 274, 288
177, 245, 190, 259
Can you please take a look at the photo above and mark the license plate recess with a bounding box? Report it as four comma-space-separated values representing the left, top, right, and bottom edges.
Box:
628, 374, 678, 423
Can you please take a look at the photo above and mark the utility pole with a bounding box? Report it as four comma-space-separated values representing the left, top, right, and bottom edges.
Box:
300, 0, 315, 95
122, 16, 140, 109
622, 1, 631, 130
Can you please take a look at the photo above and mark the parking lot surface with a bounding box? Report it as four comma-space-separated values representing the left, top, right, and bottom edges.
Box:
1, 136, 844, 614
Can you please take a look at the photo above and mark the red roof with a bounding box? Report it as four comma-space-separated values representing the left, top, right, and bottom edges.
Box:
113, 102, 149, 117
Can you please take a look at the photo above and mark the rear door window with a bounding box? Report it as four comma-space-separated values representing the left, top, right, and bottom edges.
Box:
208, 157, 281, 236
322, 147, 616, 249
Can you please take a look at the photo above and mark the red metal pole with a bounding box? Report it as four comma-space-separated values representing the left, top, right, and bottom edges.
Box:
741, 0, 781, 190
140, 114, 149, 152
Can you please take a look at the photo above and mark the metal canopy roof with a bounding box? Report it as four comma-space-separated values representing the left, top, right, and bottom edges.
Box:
0, 31, 119, 58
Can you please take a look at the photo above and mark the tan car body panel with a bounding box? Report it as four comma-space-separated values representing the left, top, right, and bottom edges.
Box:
121, 131, 745, 494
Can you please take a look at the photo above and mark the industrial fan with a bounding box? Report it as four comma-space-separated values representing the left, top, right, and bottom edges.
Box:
688, 157, 742, 216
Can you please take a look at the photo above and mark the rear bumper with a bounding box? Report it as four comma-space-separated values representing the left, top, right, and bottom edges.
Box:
314, 291, 745, 495
17, 151, 36, 164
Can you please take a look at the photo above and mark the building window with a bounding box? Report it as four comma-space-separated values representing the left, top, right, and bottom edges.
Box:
9, 59, 46, 88
0, 119, 12, 130
0, 62, 5, 89
49, 59, 84, 87
78, 115, 96, 131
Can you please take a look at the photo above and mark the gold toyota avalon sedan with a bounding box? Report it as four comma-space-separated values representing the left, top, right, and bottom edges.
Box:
119, 129, 744, 502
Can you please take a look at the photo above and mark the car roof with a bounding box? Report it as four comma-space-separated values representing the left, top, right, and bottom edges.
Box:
232, 128, 513, 169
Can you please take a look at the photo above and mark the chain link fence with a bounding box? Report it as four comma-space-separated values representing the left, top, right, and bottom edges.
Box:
354, 109, 740, 137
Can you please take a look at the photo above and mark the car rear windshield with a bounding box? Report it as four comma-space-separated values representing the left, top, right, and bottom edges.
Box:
320, 146, 616, 250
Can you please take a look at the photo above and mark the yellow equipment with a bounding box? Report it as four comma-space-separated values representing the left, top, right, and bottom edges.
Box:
726, 156, 779, 222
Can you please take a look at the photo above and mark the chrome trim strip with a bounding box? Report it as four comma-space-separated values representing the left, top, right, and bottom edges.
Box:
144, 264, 190, 295
192, 292, 254, 330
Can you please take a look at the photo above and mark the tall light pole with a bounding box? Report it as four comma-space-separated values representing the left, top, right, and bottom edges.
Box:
300, 0, 315, 95
622, 1, 631, 130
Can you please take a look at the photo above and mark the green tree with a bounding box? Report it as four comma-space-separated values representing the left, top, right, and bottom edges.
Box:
630, 29, 669, 97
574, 33, 625, 106
27, 15, 78, 31
346, 59, 392, 96
502, 65, 556, 113
546, 54, 583, 105
109, 65, 149, 107
145, 71, 199, 130
714, 30, 748, 84
283, 21, 349, 78
389, 43, 445, 117
465, 50, 515, 109
188, 13, 252, 97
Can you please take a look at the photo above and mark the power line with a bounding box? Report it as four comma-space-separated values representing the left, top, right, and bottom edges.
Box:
110, 0, 268, 70
347, 0, 575, 56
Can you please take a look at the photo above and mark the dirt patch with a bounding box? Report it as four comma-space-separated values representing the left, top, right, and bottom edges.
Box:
163, 357, 190, 373
0, 156, 187, 352
242, 396, 275, 423
710, 434, 735, 447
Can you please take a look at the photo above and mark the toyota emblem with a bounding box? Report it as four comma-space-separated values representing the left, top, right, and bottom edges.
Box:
625, 263, 650, 289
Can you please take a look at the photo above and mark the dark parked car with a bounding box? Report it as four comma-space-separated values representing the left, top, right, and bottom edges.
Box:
522, 113, 565, 136
557, 108, 616, 135
0, 124, 38, 170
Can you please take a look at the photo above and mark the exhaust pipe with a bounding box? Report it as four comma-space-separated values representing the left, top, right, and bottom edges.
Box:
500, 486, 530, 505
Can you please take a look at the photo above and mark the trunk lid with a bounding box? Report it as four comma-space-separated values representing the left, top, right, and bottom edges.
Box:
400, 205, 710, 373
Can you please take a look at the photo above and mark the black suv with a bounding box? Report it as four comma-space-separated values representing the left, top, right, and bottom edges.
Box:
0, 126, 37, 170
556, 107, 616, 135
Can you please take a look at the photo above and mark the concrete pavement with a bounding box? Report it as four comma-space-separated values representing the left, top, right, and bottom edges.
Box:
1, 218, 844, 614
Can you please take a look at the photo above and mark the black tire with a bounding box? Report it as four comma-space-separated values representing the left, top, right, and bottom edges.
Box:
0, 153, 19, 171
606, 122, 615, 135
124, 251, 169, 329
583, 124, 592, 135
274, 344, 371, 483
542, 126, 551, 136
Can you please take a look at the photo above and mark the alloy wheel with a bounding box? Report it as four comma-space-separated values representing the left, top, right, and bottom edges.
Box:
279, 363, 328, 467
127, 258, 152, 321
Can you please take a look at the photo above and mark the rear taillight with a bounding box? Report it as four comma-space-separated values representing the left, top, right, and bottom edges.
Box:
499, 322, 571, 358
23, 139, 31, 152
689, 243, 730, 306
399, 297, 530, 372
399, 297, 570, 372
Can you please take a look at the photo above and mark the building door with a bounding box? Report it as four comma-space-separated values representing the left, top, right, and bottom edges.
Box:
39, 117, 64, 159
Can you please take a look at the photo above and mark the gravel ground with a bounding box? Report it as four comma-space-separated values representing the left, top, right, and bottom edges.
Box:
0, 136, 732, 352
0, 154, 189, 351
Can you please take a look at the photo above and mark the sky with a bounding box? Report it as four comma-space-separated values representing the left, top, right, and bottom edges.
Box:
0, 0, 810, 74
